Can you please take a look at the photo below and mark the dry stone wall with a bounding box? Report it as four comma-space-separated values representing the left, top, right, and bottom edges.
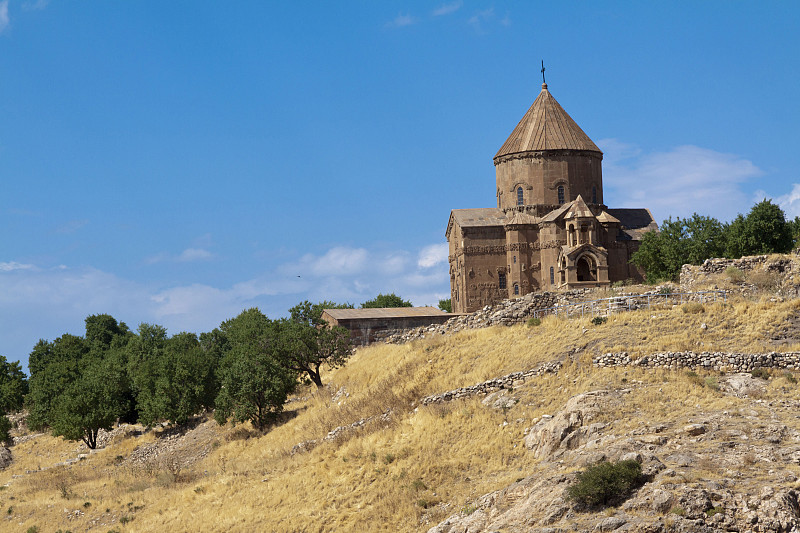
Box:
594, 350, 800, 372
420, 360, 563, 405
383, 290, 589, 344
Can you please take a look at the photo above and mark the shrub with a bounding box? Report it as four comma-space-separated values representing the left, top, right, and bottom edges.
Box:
751, 368, 770, 380
658, 286, 673, 295
748, 270, 782, 291
671, 506, 686, 516
591, 316, 607, 326
526, 317, 542, 327
706, 506, 725, 517
0, 415, 12, 446
682, 302, 705, 314
725, 266, 745, 283
784, 372, 797, 384
566, 459, 643, 507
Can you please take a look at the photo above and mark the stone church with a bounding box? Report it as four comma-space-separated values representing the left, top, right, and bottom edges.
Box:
446, 82, 657, 314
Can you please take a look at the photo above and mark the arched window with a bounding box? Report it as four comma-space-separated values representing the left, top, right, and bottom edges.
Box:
498, 272, 506, 289
516, 187, 524, 206
550, 266, 555, 285
513, 283, 519, 295
557, 185, 565, 205
592, 185, 598, 204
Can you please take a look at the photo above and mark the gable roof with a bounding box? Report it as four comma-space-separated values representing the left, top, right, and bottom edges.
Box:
450, 208, 507, 228
494, 84, 602, 160
607, 208, 658, 240
322, 307, 448, 320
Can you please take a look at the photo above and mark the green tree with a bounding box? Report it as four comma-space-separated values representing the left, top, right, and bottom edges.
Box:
437, 298, 452, 313
273, 301, 354, 388
50, 356, 126, 449
0, 356, 28, 413
631, 214, 726, 282
214, 309, 297, 430
725, 199, 794, 258
360, 293, 412, 308
26, 334, 88, 430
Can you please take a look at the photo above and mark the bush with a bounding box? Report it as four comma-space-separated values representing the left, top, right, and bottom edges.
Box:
747, 270, 782, 291
784, 372, 797, 384
526, 317, 541, 327
658, 286, 673, 295
682, 302, 705, 314
591, 316, 607, 326
566, 459, 643, 507
725, 266, 745, 283
751, 367, 770, 380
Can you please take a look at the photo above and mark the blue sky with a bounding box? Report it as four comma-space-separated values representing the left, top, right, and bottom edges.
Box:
2, 1, 799, 371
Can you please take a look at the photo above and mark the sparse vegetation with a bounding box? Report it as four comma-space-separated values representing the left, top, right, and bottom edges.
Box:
751, 367, 770, 380
725, 266, 745, 283
527, 317, 542, 327
682, 302, 705, 314
591, 316, 607, 326
566, 460, 643, 507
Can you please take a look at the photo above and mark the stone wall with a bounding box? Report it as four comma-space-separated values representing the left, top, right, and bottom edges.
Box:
594, 351, 800, 372
384, 289, 591, 344
680, 252, 800, 294
420, 360, 563, 405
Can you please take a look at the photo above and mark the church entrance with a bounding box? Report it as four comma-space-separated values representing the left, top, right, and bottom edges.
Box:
576, 256, 597, 282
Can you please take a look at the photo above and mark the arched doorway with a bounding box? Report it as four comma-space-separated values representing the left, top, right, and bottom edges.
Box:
576, 255, 597, 282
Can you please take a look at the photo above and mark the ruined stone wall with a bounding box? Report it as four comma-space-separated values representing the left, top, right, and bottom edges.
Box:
594, 350, 800, 372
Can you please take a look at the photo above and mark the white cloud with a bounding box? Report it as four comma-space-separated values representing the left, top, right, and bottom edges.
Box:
432, 1, 462, 16
0, 1, 10, 34
417, 243, 448, 268
0, 242, 452, 370
387, 13, 416, 28
599, 140, 763, 222
770, 184, 800, 220
0, 261, 35, 272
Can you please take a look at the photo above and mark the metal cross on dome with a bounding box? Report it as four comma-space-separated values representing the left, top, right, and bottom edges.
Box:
541, 60, 546, 84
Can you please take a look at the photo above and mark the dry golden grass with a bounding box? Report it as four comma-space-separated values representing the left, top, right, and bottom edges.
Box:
2, 295, 800, 532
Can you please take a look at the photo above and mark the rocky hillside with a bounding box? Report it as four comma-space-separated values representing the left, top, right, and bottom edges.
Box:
2, 255, 800, 532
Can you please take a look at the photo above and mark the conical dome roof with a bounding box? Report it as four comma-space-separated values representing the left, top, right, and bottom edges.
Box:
494, 84, 601, 160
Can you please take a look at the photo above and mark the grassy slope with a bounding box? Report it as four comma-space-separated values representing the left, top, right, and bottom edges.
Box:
3, 296, 800, 532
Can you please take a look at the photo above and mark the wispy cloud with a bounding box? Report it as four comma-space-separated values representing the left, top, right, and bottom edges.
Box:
767, 184, 800, 220
146, 247, 216, 264
467, 8, 494, 33
0, 261, 35, 272
22, 0, 48, 11
177, 248, 214, 262
387, 13, 416, 28
600, 140, 763, 222
418, 243, 448, 268
432, 1, 462, 16
0, 1, 10, 34
55, 219, 89, 234
0, 241, 452, 369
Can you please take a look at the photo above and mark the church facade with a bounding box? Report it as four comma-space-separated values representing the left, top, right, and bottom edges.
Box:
446, 82, 657, 314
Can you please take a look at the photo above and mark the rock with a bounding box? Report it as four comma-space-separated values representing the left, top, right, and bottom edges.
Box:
620, 452, 642, 463
595, 516, 627, 531
0, 448, 11, 470
639, 435, 667, 445
651, 489, 673, 513
683, 424, 706, 436
524, 390, 621, 459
